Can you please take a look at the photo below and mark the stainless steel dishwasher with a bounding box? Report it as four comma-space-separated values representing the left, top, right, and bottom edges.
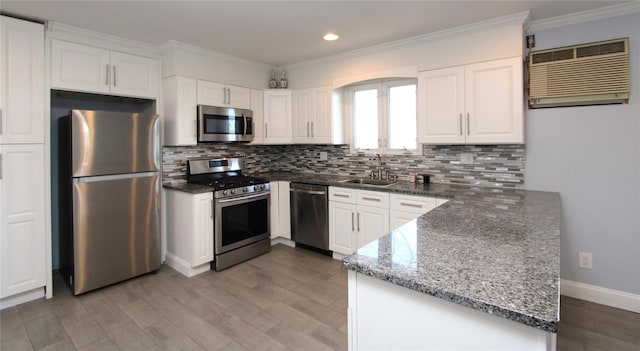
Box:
290, 183, 329, 251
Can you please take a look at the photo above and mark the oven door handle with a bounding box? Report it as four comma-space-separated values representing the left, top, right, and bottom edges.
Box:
217, 193, 268, 204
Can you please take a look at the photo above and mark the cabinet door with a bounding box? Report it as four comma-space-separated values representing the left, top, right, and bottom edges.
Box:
278, 181, 291, 239
263, 90, 292, 144
329, 201, 357, 255
292, 89, 312, 143
250, 89, 264, 144
197, 80, 227, 106
0, 144, 46, 298
417, 66, 465, 144
0, 16, 44, 144
269, 182, 279, 238
357, 205, 389, 249
228, 86, 251, 109
311, 86, 333, 143
110, 52, 158, 99
51, 40, 110, 94
192, 193, 214, 266
465, 57, 523, 144
163, 76, 197, 146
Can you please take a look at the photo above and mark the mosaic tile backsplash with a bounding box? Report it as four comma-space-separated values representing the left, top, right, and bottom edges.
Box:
163, 144, 525, 188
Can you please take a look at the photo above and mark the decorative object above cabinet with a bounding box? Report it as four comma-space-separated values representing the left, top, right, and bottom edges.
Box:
417, 57, 524, 144
51, 39, 159, 99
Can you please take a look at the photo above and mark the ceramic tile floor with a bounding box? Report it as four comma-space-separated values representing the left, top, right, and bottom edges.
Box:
1, 244, 638, 350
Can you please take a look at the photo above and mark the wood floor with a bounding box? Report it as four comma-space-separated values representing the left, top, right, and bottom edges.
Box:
1, 244, 638, 350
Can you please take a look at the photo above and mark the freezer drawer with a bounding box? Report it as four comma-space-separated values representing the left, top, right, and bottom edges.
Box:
71, 173, 160, 294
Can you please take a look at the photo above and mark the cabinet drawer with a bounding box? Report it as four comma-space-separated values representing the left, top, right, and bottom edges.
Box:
357, 190, 389, 209
329, 187, 357, 203
390, 194, 437, 213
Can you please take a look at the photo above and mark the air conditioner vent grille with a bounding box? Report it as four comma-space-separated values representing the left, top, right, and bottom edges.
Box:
529, 38, 629, 107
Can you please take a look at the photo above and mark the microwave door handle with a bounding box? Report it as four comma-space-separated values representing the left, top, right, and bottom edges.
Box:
242, 113, 247, 137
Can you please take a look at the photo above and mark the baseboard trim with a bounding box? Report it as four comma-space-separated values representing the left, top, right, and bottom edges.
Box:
561, 279, 640, 313
271, 237, 295, 247
164, 252, 210, 278
0, 288, 45, 310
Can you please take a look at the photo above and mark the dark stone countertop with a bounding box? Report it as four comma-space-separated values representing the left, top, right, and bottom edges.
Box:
163, 171, 560, 333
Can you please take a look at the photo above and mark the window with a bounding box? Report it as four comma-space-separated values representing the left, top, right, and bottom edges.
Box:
351, 79, 417, 154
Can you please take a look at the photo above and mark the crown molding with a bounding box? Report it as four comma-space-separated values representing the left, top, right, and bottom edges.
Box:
284, 11, 530, 70
528, 2, 640, 32
161, 40, 273, 69
46, 22, 161, 58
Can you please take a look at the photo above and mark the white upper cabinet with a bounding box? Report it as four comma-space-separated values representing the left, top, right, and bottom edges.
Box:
263, 90, 292, 144
0, 16, 45, 144
418, 57, 523, 144
292, 85, 342, 144
163, 76, 197, 146
51, 40, 158, 99
250, 88, 264, 144
197, 80, 251, 109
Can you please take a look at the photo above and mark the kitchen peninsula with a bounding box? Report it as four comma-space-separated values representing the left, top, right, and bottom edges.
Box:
341, 184, 561, 351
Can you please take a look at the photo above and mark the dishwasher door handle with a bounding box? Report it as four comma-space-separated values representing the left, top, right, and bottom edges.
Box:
290, 188, 326, 195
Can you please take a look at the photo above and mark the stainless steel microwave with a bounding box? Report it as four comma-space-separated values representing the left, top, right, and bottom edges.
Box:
197, 105, 254, 143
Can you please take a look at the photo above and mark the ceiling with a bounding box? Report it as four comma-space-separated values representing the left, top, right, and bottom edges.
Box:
0, 1, 629, 66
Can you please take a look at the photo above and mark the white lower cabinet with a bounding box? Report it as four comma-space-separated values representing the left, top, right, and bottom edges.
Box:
389, 193, 437, 228
329, 187, 389, 255
165, 189, 213, 277
0, 144, 47, 299
269, 181, 291, 240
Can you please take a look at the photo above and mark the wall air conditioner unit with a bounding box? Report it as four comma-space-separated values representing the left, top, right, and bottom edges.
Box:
529, 38, 629, 108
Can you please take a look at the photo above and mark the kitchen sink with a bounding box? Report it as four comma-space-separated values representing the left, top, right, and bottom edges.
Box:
339, 178, 397, 187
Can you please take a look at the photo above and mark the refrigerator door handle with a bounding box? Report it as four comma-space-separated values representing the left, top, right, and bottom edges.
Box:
73, 171, 158, 183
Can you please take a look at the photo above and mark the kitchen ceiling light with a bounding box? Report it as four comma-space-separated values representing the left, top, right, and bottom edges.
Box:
323, 33, 339, 41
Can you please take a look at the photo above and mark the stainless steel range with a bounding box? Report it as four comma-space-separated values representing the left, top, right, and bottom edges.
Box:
186, 157, 270, 271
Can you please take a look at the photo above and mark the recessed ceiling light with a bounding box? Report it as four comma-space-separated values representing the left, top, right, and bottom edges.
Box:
323, 33, 339, 41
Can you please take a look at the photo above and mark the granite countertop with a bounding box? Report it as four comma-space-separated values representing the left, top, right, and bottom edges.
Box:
163, 171, 560, 333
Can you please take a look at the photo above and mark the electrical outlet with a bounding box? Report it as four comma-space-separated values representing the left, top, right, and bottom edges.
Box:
460, 153, 474, 165
578, 251, 593, 270
319, 152, 328, 161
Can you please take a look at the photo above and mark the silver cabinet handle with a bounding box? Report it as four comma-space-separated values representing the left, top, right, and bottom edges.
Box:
357, 213, 360, 232
467, 113, 470, 135
459, 113, 463, 135
362, 196, 381, 202
264, 123, 268, 138
113, 65, 117, 86
333, 193, 349, 198
307, 122, 310, 137
105, 65, 110, 85
351, 212, 355, 231
400, 202, 423, 208
311, 122, 314, 137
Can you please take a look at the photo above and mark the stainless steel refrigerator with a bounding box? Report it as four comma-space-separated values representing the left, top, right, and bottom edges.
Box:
59, 109, 161, 295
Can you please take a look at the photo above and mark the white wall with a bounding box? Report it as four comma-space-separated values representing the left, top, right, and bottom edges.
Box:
283, 14, 525, 89
524, 13, 640, 295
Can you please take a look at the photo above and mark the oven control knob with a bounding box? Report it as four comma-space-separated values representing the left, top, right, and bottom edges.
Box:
222, 190, 228, 195
230, 189, 236, 194
253, 185, 259, 191
260, 184, 266, 190
243, 187, 248, 193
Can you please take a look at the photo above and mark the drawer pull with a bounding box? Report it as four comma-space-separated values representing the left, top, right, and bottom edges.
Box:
333, 193, 350, 198
362, 196, 381, 202
400, 202, 423, 208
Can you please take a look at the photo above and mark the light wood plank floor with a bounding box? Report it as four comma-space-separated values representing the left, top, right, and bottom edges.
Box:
1, 245, 638, 350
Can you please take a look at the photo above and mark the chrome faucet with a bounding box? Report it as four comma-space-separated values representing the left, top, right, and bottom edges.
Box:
374, 153, 383, 180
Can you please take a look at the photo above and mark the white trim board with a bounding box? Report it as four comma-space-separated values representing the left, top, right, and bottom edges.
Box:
561, 279, 640, 313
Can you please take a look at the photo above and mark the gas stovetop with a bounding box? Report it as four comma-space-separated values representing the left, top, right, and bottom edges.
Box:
185, 157, 270, 197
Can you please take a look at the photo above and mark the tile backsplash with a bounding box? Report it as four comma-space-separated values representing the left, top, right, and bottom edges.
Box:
163, 144, 525, 188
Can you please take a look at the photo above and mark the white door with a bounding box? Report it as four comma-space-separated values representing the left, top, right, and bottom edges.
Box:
197, 80, 227, 106
0, 16, 44, 144
292, 89, 312, 143
417, 66, 465, 144
228, 86, 251, 109
329, 201, 357, 255
163, 76, 197, 146
250, 89, 264, 144
357, 205, 389, 249
465, 57, 523, 144
110, 52, 158, 99
263, 91, 292, 144
51, 40, 110, 94
192, 193, 214, 266
0, 144, 46, 298
311, 87, 332, 143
